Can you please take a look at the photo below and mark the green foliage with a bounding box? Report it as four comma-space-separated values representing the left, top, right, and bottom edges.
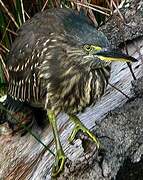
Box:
0, 63, 4, 82
0, 11, 11, 50
14, 0, 25, 26
0, 62, 6, 97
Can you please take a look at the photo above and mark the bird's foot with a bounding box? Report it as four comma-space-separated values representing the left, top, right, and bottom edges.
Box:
52, 149, 67, 177
68, 115, 100, 149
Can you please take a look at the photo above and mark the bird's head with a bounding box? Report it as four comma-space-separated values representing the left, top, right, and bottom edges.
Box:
82, 44, 137, 67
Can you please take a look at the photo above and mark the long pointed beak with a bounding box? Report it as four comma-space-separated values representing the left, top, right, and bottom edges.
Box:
95, 48, 138, 62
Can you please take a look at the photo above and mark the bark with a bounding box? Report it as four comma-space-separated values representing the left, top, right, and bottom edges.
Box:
0, 0, 143, 179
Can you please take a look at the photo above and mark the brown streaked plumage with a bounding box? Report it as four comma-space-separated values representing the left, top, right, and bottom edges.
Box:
4, 8, 137, 177
7, 9, 111, 115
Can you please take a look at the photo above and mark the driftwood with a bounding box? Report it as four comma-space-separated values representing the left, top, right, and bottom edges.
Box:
0, 0, 143, 179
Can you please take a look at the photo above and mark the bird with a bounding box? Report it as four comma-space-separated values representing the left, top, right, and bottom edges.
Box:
4, 8, 137, 177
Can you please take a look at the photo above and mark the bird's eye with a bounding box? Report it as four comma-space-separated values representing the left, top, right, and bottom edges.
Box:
83, 45, 102, 54
83, 45, 92, 52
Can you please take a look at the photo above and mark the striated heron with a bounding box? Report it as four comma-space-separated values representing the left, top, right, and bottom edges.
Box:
3, 8, 137, 177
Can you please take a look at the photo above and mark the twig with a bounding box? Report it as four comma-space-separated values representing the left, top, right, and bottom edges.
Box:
0, 54, 9, 82
41, 0, 49, 12
1, 21, 11, 44
0, 0, 19, 29
112, 0, 124, 21
0, 43, 9, 52
70, 1, 110, 16
108, 82, 130, 99
111, 6, 137, 80
0, 25, 18, 36
20, 0, 25, 23
124, 42, 137, 80
24, 10, 30, 19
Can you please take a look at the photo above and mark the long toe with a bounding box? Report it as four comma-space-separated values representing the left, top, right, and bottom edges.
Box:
52, 150, 67, 177
68, 115, 100, 149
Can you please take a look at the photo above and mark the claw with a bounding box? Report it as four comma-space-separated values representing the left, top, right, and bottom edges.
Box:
68, 115, 100, 149
52, 149, 67, 177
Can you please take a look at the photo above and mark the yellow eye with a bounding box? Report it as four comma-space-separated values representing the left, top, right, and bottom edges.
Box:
83, 45, 92, 52
83, 45, 102, 53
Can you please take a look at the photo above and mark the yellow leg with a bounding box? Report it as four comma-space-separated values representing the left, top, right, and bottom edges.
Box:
68, 114, 100, 149
47, 110, 66, 177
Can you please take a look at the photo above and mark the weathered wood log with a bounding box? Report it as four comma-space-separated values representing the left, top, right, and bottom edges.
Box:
0, 0, 143, 179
